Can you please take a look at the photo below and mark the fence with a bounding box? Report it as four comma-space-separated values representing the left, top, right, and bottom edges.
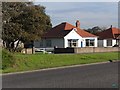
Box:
54, 48, 74, 54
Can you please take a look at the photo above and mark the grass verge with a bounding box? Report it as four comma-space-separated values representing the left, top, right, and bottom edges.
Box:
2, 52, 119, 73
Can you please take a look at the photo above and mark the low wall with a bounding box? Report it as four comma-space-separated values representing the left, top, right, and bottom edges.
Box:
21, 48, 35, 54
74, 47, 119, 53
54, 47, 119, 54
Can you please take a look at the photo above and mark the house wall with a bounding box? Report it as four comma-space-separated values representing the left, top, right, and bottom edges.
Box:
34, 40, 44, 48
98, 39, 107, 47
64, 29, 98, 48
34, 38, 64, 48
64, 29, 82, 48
50, 38, 64, 48
98, 39, 117, 47
112, 39, 116, 46
103, 39, 107, 47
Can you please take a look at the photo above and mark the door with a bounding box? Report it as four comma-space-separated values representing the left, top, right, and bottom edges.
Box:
81, 41, 83, 47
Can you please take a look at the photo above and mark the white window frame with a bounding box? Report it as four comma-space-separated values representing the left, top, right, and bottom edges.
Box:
68, 39, 78, 47
85, 39, 95, 47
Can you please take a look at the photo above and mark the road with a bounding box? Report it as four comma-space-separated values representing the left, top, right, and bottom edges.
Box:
2, 62, 118, 88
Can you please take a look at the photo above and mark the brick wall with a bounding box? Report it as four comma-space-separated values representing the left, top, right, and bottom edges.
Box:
74, 47, 119, 53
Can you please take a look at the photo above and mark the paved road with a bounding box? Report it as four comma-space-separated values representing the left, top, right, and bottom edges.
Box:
2, 62, 118, 88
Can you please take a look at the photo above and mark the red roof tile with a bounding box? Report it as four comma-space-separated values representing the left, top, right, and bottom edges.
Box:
42, 22, 97, 38
96, 27, 120, 39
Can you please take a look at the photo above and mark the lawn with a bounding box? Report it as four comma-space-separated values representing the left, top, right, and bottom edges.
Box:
3, 52, 119, 73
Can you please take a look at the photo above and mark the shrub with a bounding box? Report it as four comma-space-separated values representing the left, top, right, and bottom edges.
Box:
15, 47, 24, 52
2, 49, 15, 69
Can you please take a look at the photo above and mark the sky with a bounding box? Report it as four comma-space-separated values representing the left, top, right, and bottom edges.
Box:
34, 1, 118, 29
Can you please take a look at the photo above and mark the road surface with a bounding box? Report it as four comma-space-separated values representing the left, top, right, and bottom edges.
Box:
2, 62, 118, 88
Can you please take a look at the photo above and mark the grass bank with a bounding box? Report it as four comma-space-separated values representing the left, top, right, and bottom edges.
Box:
3, 52, 119, 73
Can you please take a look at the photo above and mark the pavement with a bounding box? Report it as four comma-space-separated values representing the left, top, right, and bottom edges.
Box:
2, 62, 119, 88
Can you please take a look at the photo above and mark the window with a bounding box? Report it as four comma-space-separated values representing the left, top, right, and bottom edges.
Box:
46, 40, 51, 47
107, 40, 112, 46
68, 39, 78, 47
90, 39, 95, 46
116, 39, 120, 45
85, 39, 95, 47
86, 39, 89, 46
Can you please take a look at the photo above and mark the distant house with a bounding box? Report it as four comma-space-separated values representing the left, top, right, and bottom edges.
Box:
34, 20, 98, 49
96, 26, 120, 47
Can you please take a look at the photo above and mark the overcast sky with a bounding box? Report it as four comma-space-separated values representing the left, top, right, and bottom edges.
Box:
34, 2, 118, 29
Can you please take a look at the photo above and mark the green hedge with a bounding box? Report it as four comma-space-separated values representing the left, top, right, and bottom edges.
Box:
2, 49, 15, 69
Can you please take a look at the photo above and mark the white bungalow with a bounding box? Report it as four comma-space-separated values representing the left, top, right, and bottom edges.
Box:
34, 20, 98, 49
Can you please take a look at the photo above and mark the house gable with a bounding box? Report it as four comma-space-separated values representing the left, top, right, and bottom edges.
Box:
64, 28, 82, 39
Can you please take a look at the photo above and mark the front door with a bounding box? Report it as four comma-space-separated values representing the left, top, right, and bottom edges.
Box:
81, 41, 83, 47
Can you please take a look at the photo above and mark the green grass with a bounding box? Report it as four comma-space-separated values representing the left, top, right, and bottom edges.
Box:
3, 52, 119, 73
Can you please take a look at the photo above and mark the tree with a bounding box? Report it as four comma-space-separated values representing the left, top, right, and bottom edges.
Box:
2, 2, 52, 51
85, 26, 106, 34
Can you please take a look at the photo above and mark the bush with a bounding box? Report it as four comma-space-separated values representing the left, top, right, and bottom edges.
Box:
2, 49, 15, 69
15, 47, 24, 52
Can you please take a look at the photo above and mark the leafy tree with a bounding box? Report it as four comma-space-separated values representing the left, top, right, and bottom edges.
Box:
2, 2, 52, 51
85, 26, 106, 34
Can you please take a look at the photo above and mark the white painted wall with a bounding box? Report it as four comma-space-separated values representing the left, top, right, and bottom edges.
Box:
100, 39, 117, 47
64, 29, 82, 48
64, 29, 98, 48
103, 39, 107, 47
112, 39, 116, 46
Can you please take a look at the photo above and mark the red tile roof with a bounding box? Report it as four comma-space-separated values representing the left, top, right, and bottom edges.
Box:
96, 27, 120, 39
42, 22, 97, 38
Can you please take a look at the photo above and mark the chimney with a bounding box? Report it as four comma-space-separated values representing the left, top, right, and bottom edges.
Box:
76, 20, 80, 28
110, 25, 112, 29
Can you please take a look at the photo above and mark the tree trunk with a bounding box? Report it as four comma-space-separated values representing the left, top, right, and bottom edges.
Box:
3, 41, 6, 48
9, 42, 14, 52
14, 40, 20, 52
